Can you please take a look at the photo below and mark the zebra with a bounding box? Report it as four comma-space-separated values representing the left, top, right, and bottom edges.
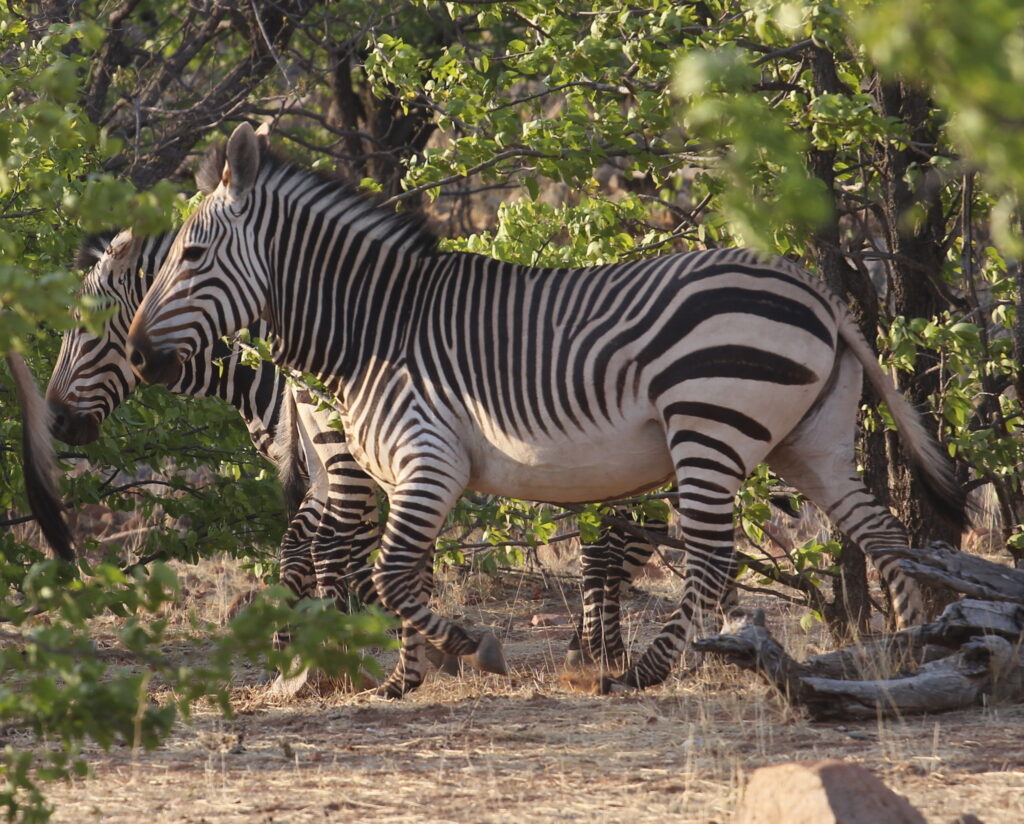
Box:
44, 228, 383, 626
126, 123, 966, 697
48, 223, 656, 672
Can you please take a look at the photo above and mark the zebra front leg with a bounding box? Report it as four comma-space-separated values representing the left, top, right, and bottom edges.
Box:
313, 488, 379, 612
273, 493, 323, 650
372, 475, 507, 698
377, 551, 463, 696
324, 492, 461, 685
341, 506, 382, 609
566, 529, 613, 668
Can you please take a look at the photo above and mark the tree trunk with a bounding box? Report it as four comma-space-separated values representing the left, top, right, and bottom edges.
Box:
806, 47, 876, 635
871, 79, 963, 554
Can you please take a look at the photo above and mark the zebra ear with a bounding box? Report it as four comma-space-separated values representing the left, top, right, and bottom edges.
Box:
224, 122, 261, 199
255, 120, 272, 149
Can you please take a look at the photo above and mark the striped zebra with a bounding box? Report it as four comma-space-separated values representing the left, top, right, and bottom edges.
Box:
45, 228, 383, 625
127, 123, 966, 697
48, 223, 653, 671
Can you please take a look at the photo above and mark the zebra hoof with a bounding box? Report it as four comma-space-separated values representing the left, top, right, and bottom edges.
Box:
598, 675, 633, 696
425, 645, 463, 676
564, 648, 586, 669
439, 654, 462, 676
373, 681, 406, 700
465, 631, 508, 676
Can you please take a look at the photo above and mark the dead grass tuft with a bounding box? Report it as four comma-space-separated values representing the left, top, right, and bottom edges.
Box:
556, 665, 604, 695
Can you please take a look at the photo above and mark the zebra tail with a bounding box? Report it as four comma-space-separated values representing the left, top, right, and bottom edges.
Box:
836, 310, 969, 533
5, 352, 76, 562
270, 385, 309, 520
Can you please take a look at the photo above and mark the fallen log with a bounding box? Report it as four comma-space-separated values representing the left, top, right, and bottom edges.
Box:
695, 597, 1024, 720
867, 544, 1024, 602
799, 636, 1018, 720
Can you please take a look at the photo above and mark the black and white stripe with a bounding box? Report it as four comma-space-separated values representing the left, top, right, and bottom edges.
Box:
128, 123, 966, 697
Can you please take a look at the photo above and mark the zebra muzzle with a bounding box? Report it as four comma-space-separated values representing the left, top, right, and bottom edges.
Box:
126, 337, 183, 386
46, 398, 100, 445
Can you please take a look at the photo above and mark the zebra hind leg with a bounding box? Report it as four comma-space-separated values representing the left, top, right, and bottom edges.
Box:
768, 441, 922, 629
765, 347, 924, 629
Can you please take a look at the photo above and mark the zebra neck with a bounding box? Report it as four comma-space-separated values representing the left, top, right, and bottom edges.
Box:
268, 201, 438, 382
214, 348, 285, 460
170, 334, 284, 459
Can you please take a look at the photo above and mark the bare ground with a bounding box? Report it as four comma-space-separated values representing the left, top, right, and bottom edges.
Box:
37, 557, 1024, 824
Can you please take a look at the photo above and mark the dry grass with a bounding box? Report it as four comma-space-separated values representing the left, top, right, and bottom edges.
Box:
28, 551, 1024, 824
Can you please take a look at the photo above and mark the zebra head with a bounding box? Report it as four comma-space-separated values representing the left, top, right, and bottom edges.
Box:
46, 229, 156, 444
128, 122, 272, 387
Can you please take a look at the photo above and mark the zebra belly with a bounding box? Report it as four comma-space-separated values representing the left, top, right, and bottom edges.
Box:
466, 420, 673, 503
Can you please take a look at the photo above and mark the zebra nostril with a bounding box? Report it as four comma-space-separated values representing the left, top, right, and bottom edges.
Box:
47, 398, 68, 431
128, 346, 146, 371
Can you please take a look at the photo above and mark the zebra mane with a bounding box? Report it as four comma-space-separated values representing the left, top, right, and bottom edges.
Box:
197, 135, 438, 255
74, 231, 118, 271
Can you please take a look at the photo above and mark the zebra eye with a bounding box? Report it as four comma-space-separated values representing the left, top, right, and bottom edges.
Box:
181, 245, 205, 262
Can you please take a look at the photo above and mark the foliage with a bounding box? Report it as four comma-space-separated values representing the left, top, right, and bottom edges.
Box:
5, 0, 1024, 817
856, 0, 1024, 251
0, 555, 393, 822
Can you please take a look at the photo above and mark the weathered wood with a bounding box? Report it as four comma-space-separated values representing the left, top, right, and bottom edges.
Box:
919, 599, 1024, 646
797, 634, 942, 680
802, 665, 979, 720
698, 544, 1024, 720
696, 598, 1024, 720
867, 544, 1024, 602
692, 608, 808, 701
801, 636, 1020, 720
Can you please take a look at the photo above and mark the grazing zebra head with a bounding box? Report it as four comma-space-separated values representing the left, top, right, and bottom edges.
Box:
47, 230, 173, 444
48, 223, 296, 470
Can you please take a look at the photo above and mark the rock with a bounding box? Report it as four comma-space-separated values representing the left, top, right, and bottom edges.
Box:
530, 613, 569, 627
733, 759, 926, 824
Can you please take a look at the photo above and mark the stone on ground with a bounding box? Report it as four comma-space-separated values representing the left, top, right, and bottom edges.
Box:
733, 759, 926, 824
